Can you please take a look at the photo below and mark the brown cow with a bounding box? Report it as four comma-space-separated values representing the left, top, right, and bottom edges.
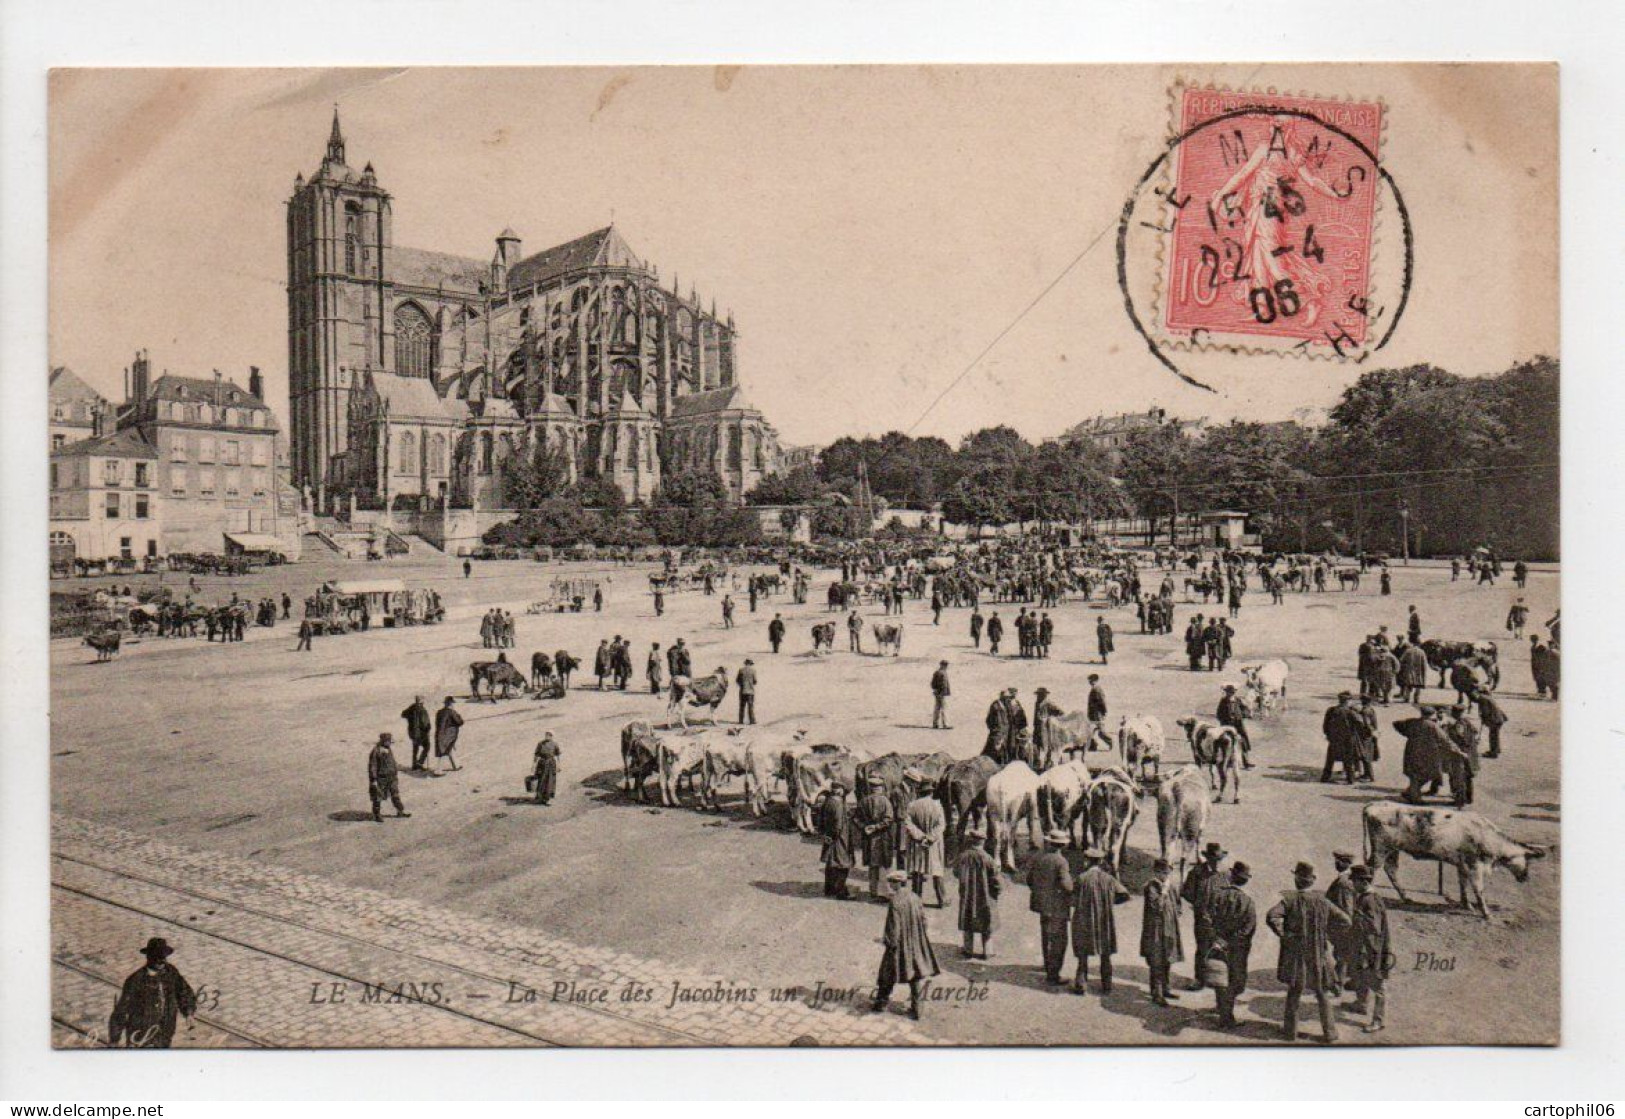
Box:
1362, 801, 1547, 919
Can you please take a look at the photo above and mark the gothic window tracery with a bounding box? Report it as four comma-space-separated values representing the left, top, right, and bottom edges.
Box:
394, 304, 435, 380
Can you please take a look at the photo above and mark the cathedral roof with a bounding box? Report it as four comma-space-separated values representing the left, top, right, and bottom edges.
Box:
506, 226, 641, 291
530, 388, 580, 419
391, 247, 489, 294
669, 384, 759, 419
368, 370, 462, 421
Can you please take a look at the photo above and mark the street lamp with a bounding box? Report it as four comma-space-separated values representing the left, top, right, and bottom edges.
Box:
1399, 499, 1410, 566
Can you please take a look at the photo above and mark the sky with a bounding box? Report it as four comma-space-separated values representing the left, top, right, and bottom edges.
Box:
48, 64, 1557, 447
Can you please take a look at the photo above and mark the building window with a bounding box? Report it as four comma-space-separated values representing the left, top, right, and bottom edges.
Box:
226, 469, 241, 496
119, 537, 133, 560
104, 493, 120, 519
171, 439, 186, 463
135, 463, 150, 487
147, 539, 158, 558
199, 469, 215, 496
171, 470, 187, 496
728, 427, 742, 470
135, 494, 150, 519
199, 436, 216, 463
103, 459, 122, 485
398, 430, 416, 474
224, 440, 240, 465
53, 405, 66, 421
346, 213, 359, 274
394, 304, 435, 379
52, 434, 65, 450
50, 463, 59, 489
250, 441, 268, 466
252, 471, 267, 496
430, 433, 447, 475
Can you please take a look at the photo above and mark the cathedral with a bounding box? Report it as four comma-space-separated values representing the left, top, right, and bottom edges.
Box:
286, 112, 781, 515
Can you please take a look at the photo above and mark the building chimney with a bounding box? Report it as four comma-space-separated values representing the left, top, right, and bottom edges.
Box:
214, 368, 224, 410
90, 400, 107, 439
249, 366, 264, 401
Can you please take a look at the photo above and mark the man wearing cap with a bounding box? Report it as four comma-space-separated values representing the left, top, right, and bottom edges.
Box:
955, 821, 1001, 959
1071, 846, 1130, 994
1096, 616, 1114, 665
854, 776, 896, 900
872, 868, 941, 1020
401, 694, 432, 771
735, 659, 758, 725
1320, 692, 1365, 784
986, 610, 1004, 656
368, 734, 409, 822
1474, 685, 1509, 759
1084, 675, 1109, 753
1181, 842, 1227, 991
902, 771, 948, 907
1217, 683, 1253, 768
1027, 830, 1075, 985
1397, 638, 1429, 704
931, 661, 952, 730
1141, 858, 1185, 1006
109, 937, 197, 1048
433, 695, 463, 773
1445, 702, 1481, 808
1325, 851, 1358, 987
768, 613, 786, 654
817, 781, 855, 900
1032, 686, 1063, 758
1206, 861, 1257, 1029
1266, 861, 1352, 1043
1348, 864, 1392, 1033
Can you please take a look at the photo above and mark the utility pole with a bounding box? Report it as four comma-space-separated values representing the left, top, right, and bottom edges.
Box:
1399, 499, 1411, 565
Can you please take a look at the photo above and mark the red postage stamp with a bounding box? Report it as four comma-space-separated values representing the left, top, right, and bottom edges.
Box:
1159, 87, 1385, 357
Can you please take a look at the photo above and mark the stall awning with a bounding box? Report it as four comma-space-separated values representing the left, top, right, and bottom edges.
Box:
320, 580, 407, 596
224, 532, 284, 552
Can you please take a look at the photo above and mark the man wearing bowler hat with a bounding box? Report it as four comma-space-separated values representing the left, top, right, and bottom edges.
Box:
1326, 850, 1359, 986
109, 937, 197, 1048
1266, 861, 1352, 1043
1141, 857, 1184, 1006
367, 733, 410, 822
1181, 841, 1227, 990
1347, 864, 1392, 1033
1027, 829, 1074, 985
871, 869, 940, 1021
1205, 860, 1257, 1029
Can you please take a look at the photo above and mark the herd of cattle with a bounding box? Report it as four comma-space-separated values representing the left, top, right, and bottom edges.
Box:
613, 639, 1546, 920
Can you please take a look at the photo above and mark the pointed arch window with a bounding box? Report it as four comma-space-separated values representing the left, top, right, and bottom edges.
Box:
345, 211, 360, 275
394, 304, 435, 380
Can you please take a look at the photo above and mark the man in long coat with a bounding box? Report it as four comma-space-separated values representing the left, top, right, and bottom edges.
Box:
985, 611, 1003, 655
902, 771, 947, 907
1216, 683, 1253, 767
1324, 851, 1358, 986
1474, 686, 1509, 759
1070, 846, 1130, 995
1086, 675, 1109, 749
1206, 861, 1257, 1029
1141, 858, 1185, 1006
1445, 704, 1481, 808
817, 782, 855, 900
1185, 617, 1206, 671
853, 776, 895, 899
1027, 830, 1074, 985
401, 695, 432, 771
1348, 864, 1392, 1033
1396, 707, 1451, 803
1397, 639, 1429, 703
1266, 861, 1352, 1043
1096, 617, 1114, 664
433, 696, 463, 773
1372, 645, 1400, 704
1181, 842, 1226, 990
368, 734, 409, 822
531, 733, 562, 805
1320, 693, 1365, 784
109, 937, 197, 1048
871, 869, 940, 1020
954, 821, 1001, 959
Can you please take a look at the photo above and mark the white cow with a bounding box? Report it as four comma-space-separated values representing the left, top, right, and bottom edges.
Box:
1241, 659, 1290, 716
1116, 714, 1165, 781
1362, 801, 1548, 919
656, 731, 711, 808
1176, 717, 1243, 804
1037, 760, 1092, 846
985, 761, 1043, 871
1086, 772, 1139, 874
1155, 765, 1212, 878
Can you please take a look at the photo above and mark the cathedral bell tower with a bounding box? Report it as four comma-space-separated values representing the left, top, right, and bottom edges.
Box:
286, 108, 393, 507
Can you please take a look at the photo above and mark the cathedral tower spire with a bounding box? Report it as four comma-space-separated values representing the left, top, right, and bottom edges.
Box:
326, 106, 346, 165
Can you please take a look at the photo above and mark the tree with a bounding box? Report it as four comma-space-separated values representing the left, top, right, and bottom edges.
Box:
1116, 425, 1200, 545
646, 468, 762, 547
941, 466, 1019, 534
746, 465, 828, 506
1022, 438, 1127, 527
502, 441, 573, 510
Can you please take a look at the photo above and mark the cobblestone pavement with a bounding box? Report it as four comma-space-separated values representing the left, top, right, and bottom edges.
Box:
53, 815, 924, 1048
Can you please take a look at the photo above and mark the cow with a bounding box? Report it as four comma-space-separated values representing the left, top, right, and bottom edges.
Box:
84, 630, 122, 662
792, 744, 869, 834
810, 622, 836, 653
657, 731, 711, 808
724, 728, 809, 817
1241, 659, 1290, 716
699, 728, 755, 812
1362, 801, 1548, 919
856, 750, 955, 852
1037, 760, 1093, 846
553, 650, 580, 689
470, 660, 529, 701
1336, 569, 1361, 591
1116, 714, 1166, 781
1086, 773, 1139, 874
1155, 766, 1212, 879
774, 739, 817, 824
872, 624, 904, 656
1176, 717, 1243, 803
1038, 709, 1107, 767
679, 669, 730, 725
985, 761, 1043, 871
620, 720, 662, 803
1421, 639, 1500, 690
937, 755, 998, 841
